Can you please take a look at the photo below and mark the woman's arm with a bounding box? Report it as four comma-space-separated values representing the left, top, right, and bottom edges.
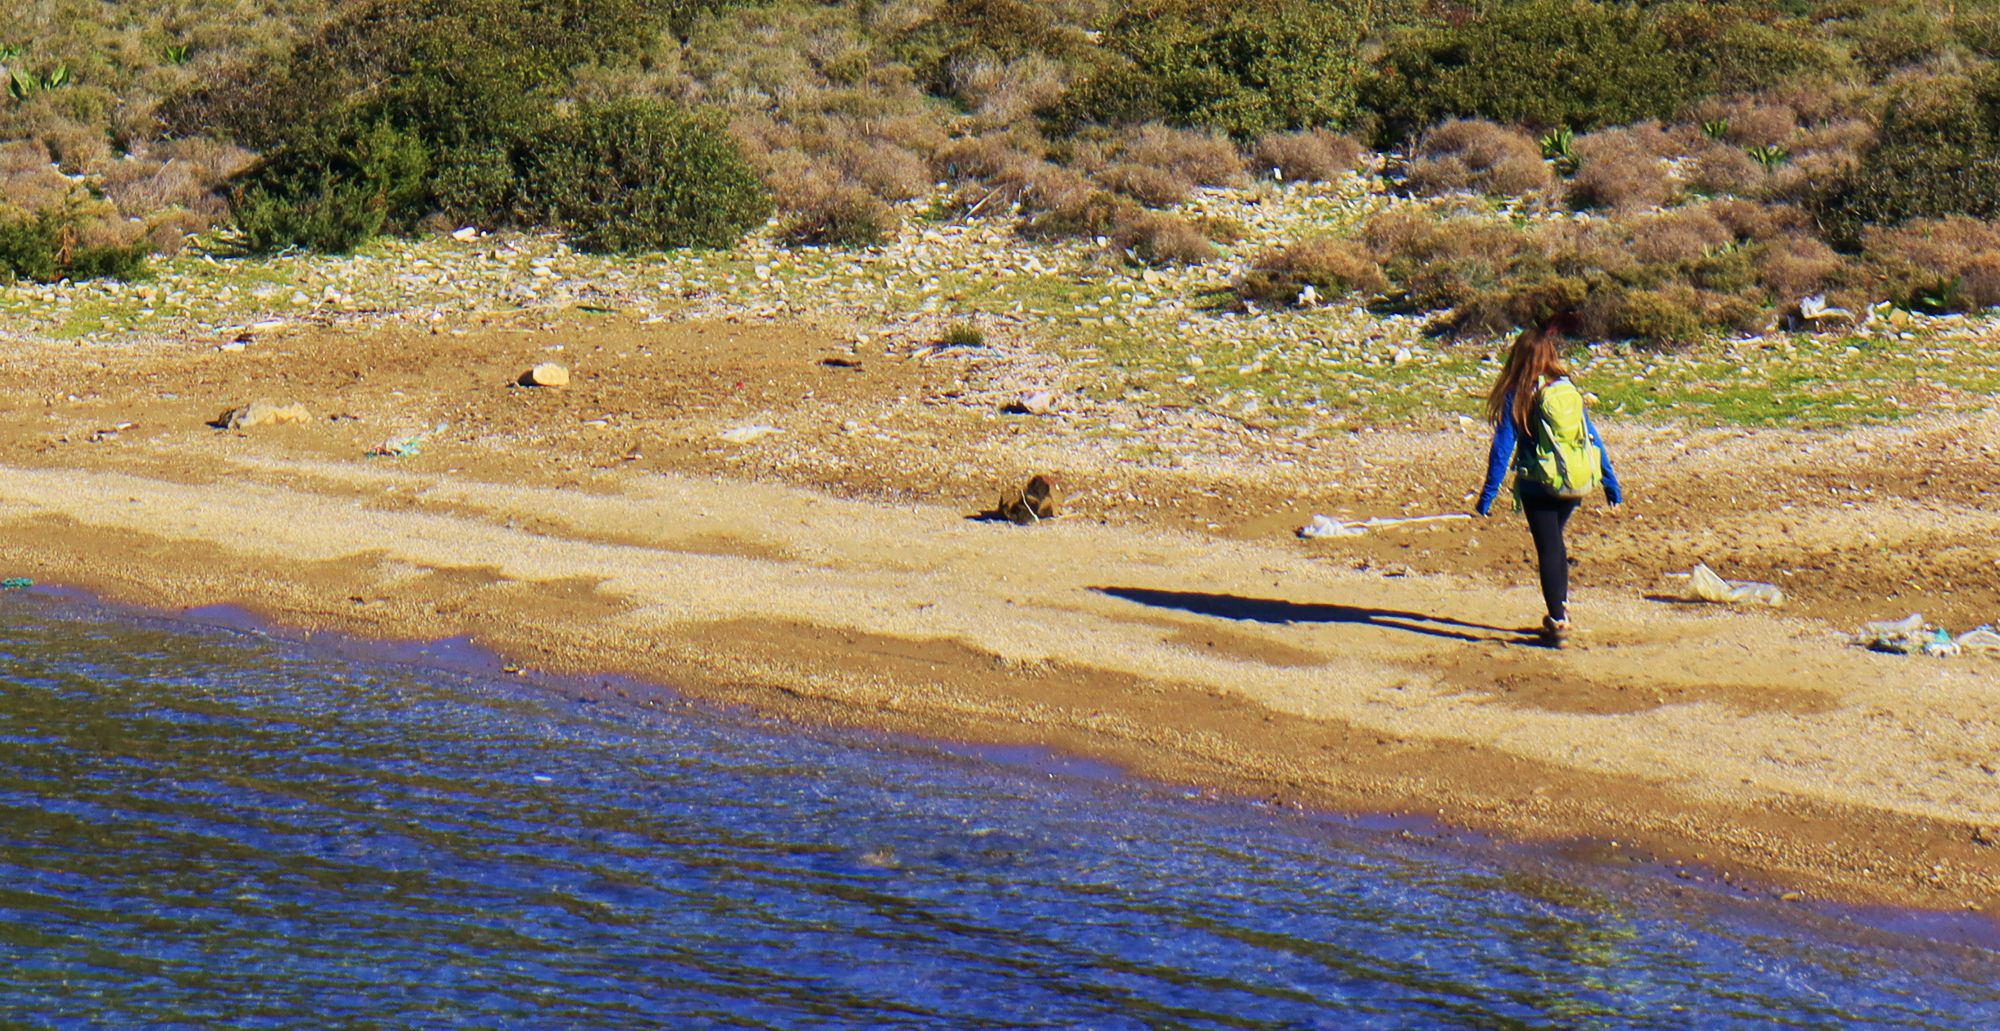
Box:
1476, 397, 1516, 516
1584, 411, 1622, 505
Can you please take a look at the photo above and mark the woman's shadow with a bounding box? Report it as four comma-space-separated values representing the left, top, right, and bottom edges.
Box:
1093, 586, 1537, 645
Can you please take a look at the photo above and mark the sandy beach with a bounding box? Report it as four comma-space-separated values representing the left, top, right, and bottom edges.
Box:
2, 309, 1996, 916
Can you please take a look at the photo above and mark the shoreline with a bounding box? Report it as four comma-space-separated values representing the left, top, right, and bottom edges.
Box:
17, 583, 2000, 956
0, 310, 1995, 924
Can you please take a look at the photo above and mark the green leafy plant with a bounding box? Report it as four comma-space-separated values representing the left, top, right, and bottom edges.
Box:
1538, 127, 1578, 175
0, 44, 21, 62
6, 68, 32, 101
1909, 276, 1965, 315
1701, 118, 1731, 141
1746, 144, 1790, 172
162, 44, 192, 66
43, 63, 68, 89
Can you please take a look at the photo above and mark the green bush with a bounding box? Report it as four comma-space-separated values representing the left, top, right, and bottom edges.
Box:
1810, 70, 2000, 246
1057, 0, 1366, 139
1650, 4, 1841, 96
228, 118, 430, 253
1365, 0, 1691, 143
0, 207, 148, 282
526, 100, 771, 252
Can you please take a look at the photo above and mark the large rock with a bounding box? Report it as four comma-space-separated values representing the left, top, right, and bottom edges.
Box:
217, 401, 311, 430
519, 362, 570, 387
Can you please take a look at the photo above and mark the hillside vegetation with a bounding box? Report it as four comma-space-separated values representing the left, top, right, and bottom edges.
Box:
6, 0, 2000, 345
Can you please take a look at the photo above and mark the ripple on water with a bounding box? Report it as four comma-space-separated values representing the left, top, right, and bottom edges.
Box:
0, 600, 1994, 1029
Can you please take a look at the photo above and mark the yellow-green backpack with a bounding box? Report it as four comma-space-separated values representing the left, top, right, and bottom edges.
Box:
1519, 378, 1602, 501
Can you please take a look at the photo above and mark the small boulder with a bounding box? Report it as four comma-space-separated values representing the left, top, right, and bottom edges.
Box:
216, 401, 311, 430
1006, 390, 1056, 416
519, 363, 570, 388
995, 474, 1060, 525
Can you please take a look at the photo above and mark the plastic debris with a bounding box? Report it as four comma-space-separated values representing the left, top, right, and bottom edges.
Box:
367, 422, 448, 458
1923, 628, 1962, 658
1685, 562, 1785, 606
1955, 628, 2000, 653
0, 577, 32, 590
1298, 513, 1472, 540
1857, 613, 1930, 655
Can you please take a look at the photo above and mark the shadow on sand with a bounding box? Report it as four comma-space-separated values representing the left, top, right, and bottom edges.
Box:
1093, 586, 1538, 645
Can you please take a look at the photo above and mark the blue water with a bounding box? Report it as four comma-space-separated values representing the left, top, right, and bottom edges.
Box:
1, 599, 1995, 1029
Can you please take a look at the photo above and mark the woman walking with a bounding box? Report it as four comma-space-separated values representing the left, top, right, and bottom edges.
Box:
1474, 318, 1621, 647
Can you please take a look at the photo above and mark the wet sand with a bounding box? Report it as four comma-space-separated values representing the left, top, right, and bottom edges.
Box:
2, 312, 1995, 916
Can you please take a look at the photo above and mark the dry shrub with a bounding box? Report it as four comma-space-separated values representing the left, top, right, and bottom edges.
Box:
1568, 128, 1675, 211
755, 148, 828, 210
1020, 186, 1130, 240
1110, 209, 1213, 266
860, 112, 949, 156
143, 207, 214, 255
779, 180, 900, 247
1682, 139, 1763, 197
825, 138, 930, 202
1690, 98, 1798, 148
1251, 129, 1362, 183
1863, 216, 2000, 310
1578, 283, 1707, 347
40, 122, 112, 176
1624, 206, 1732, 265
1405, 119, 1551, 199
933, 131, 1045, 182
105, 158, 213, 217
1237, 237, 1386, 306
151, 137, 257, 187
951, 54, 1068, 129
0, 140, 52, 175
1707, 198, 1814, 243
1116, 125, 1243, 188
1191, 213, 1247, 244
0, 167, 75, 214
1756, 232, 1844, 302
1763, 118, 1874, 203
1097, 162, 1191, 207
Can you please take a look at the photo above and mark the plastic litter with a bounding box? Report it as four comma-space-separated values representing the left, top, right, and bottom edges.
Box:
1298, 513, 1471, 540
1954, 627, 2000, 653
1857, 613, 1931, 655
367, 422, 448, 458
0, 577, 32, 590
1684, 562, 1785, 606
1923, 628, 1962, 658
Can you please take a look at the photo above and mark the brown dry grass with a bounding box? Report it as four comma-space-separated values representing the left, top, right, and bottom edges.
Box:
1405, 120, 1551, 199
1569, 128, 1676, 211
1116, 126, 1244, 188
1251, 130, 1362, 183
1097, 162, 1192, 207
1110, 209, 1213, 265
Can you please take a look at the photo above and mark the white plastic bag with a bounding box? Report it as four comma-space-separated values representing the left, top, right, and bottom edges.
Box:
1685, 562, 1785, 606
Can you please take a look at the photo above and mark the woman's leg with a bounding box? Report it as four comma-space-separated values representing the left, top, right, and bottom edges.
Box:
1521, 489, 1580, 622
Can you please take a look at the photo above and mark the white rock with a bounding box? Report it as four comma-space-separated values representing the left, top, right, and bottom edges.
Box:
720, 424, 783, 444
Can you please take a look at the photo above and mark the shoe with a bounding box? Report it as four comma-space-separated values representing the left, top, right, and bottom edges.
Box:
1541, 615, 1571, 648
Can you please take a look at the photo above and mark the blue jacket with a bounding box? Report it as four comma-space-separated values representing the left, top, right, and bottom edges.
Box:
1477, 388, 1621, 516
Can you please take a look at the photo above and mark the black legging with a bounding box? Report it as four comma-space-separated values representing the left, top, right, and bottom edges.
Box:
1519, 482, 1579, 621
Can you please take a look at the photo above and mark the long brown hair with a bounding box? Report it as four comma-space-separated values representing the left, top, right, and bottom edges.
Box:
1486, 321, 1570, 434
